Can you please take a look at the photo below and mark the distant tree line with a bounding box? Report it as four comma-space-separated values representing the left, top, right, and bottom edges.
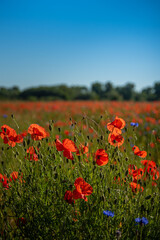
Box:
0, 81, 160, 101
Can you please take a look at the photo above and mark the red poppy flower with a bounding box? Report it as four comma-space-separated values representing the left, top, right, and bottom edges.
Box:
0, 174, 9, 189
0, 125, 25, 147
108, 133, 124, 147
129, 182, 144, 193
73, 177, 93, 202
107, 116, 125, 134
55, 138, 77, 160
28, 124, 49, 140
132, 146, 147, 158
9, 171, 24, 183
26, 146, 39, 161
64, 190, 75, 204
132, 168, 144, 181
141, 160, 159, 180
14, 130, 28, 143
95, 149, 109, 166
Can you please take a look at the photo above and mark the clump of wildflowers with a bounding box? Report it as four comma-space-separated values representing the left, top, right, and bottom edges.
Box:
130, 122, 139, 127
103, 210, 114, 217
135, 217, 148, 225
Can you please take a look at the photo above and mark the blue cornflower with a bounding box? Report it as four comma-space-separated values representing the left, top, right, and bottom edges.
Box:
103, 210, 114, 217
130, 122, 139, 127
3, 114, 8, 118
135, 217, 148, 225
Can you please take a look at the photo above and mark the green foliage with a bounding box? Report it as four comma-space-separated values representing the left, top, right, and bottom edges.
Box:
0, 81, 160, 101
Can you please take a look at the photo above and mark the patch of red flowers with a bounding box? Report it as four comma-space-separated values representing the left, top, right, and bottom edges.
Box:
132, 145, 147, 158
56, 138, 77, 160
0, 171, 24, 189
28, 124, 49, 140
64, 177, 93, 203
129, 182, 144, 193
141, 160, 159, 181
95, 149, 109, 166
107, 116, 125, 134
108, 132, 124, 147
64, 190, 75, 204
0, 125, 27, 147
0, 173, 9, 189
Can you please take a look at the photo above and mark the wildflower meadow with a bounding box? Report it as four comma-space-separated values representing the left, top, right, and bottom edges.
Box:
0, 101, 160, 240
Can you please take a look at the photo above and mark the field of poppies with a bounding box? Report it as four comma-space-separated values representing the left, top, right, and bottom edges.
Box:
0, 101, 160, 240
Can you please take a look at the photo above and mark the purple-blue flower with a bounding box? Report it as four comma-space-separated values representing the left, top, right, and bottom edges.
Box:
131, 122, 139, 127
135, 217, 148, 225
103, 210, 114, 217
3, 114, 8, 118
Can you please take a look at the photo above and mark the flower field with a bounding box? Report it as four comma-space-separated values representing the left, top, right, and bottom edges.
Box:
0, 101, 160, 239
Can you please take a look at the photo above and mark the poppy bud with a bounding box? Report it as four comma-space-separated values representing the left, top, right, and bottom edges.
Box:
145, 195, 151, 200
49, 125, 52, 131
11, 114, 14, 118
38, 142, 41, 148
125, 170, 128, 176
27, 139, 30, 145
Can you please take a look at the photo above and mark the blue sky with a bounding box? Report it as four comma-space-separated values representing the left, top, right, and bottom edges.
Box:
0, 0, 160, 91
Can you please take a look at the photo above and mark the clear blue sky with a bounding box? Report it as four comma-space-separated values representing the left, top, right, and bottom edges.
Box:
0, 0, 160, 91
